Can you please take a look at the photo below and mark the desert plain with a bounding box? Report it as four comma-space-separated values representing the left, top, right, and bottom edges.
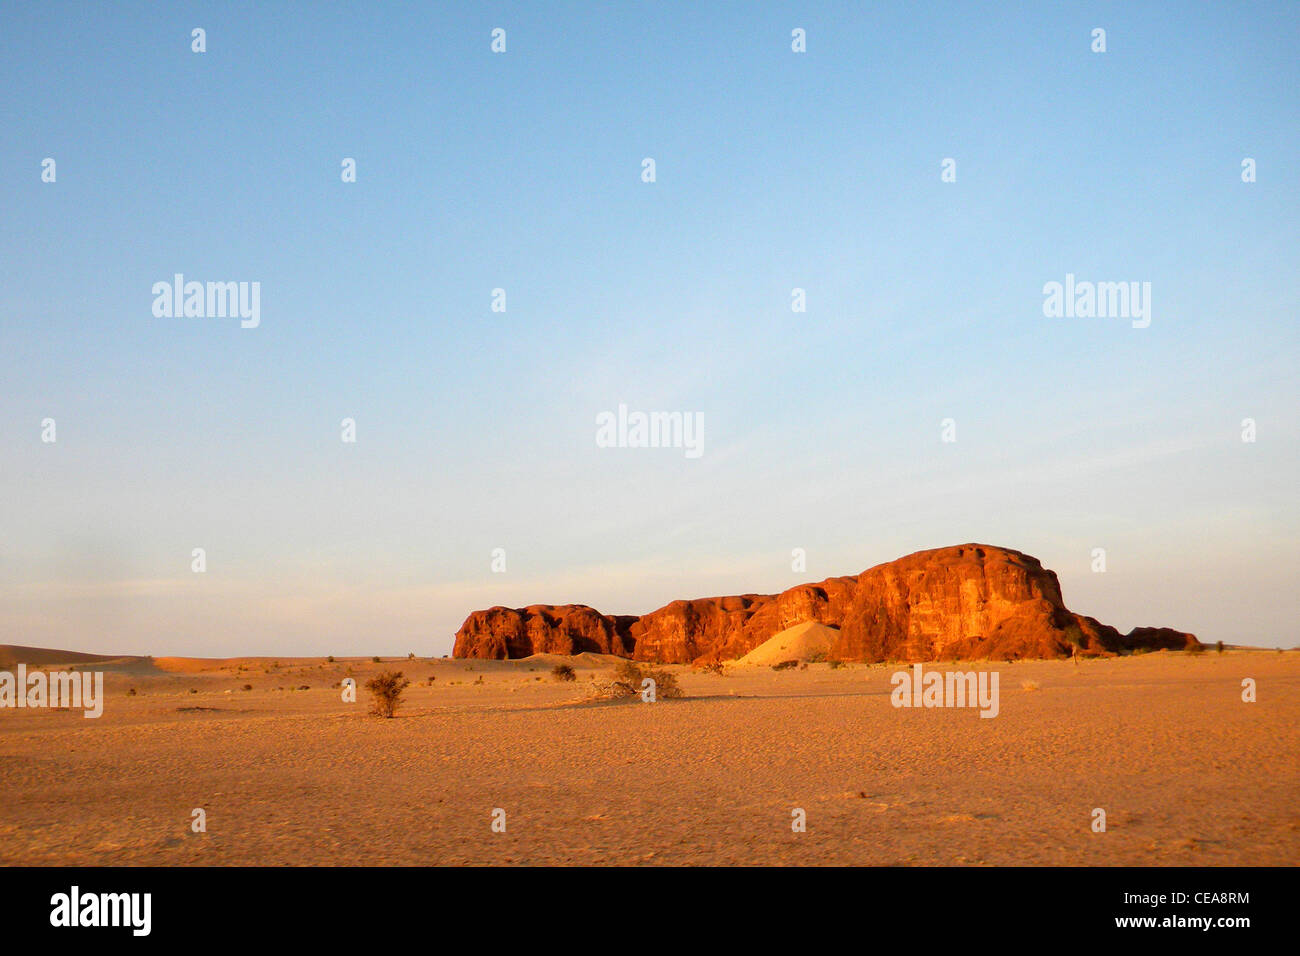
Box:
1, 646, 1296, 866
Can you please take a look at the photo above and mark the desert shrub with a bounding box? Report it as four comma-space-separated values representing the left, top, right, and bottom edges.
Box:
807, 651, 827, 663
474, 675, 484, 685
1215, 641, 1224, 654
242, 684, 252, 691
327, 656, 335, 663
698, 659, 725, 676
365, 671, 411, 718
297, 685, 310, 690
408, 652, 415, 660
614, 659, 643, 688
644, 668, 682, 699
1188, 643, 1205, 655
828, 660, 843, 670
126, 687, 137, 697
592, 660, 683, 700
371, 656, 381, 664
616, 659, 640, 677
551, 663, 576, 682
771, 660, 798, 671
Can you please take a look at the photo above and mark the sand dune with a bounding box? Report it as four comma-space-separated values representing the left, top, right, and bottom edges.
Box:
0, 644, 159, 674
519, 651, 630, 669
736, 622, 841, 665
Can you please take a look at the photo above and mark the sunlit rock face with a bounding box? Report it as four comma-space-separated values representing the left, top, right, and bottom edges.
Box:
452, 544, 1198, 663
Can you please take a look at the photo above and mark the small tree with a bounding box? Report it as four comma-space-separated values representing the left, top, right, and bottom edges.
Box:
365, 671, 410, 718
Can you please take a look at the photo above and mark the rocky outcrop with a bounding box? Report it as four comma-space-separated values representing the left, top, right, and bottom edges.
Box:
451, 544, 1199, 663
451, 604, 637, 659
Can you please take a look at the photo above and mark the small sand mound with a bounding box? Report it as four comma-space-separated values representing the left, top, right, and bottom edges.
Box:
520, 652, 629, 669
736, 622, 840, 665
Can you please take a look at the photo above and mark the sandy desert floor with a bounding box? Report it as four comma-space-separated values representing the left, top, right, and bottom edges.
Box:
1, 649, 1296, 866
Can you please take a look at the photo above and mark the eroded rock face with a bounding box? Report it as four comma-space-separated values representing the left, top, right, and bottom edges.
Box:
451, 544, 1198, 663
451, 604, 637, 659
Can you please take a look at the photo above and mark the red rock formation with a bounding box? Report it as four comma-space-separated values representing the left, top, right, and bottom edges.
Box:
451, 544, 1199, 663
451, 604, 637, 659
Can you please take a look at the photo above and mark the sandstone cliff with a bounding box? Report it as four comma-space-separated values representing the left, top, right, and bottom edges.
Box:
451, 544, 1198, 663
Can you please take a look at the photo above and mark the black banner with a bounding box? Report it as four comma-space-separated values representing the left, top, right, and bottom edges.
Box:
1, 866, 1280, 943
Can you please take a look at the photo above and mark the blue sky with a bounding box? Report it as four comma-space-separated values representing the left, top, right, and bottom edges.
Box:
2, 1, 1297, 656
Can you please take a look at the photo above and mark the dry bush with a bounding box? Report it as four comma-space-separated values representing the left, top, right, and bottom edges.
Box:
771, 659, 798, 671
614, 659, 642, 684
365, 670, 411, 718
644, 668, 682, 699
551, 663, 576, 682
590, 660, 683, 700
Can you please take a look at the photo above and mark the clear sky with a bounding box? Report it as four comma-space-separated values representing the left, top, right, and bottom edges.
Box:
2, 1, 1297, 656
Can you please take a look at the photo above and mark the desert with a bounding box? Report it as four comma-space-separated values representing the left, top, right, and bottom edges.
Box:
1, 644, 1295, 866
